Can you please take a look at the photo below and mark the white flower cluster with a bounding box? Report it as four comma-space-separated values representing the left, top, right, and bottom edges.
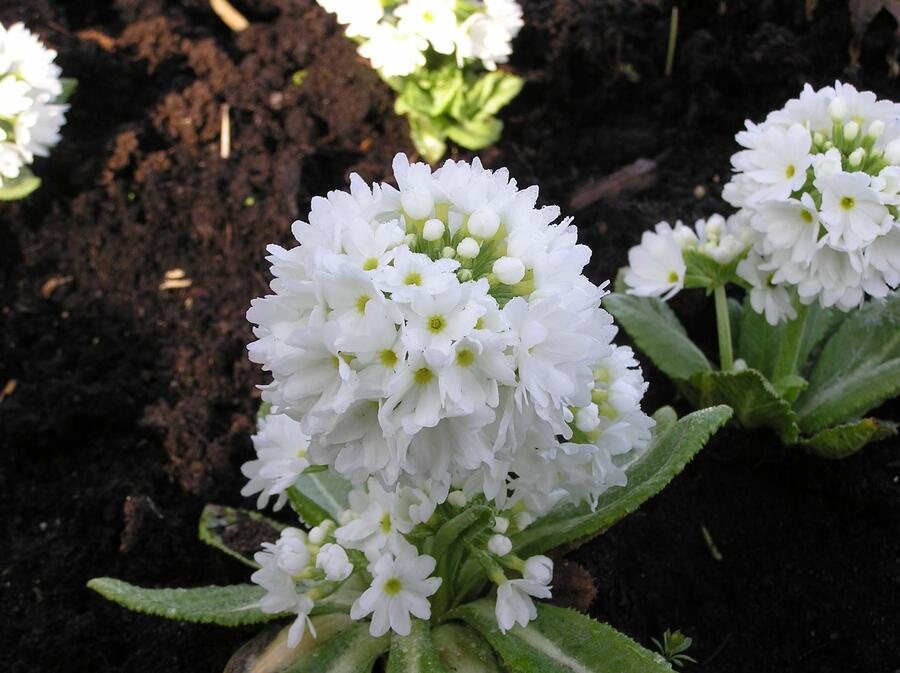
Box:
0, 22, 68, 188
317, 0, 523, 77
245, 154, 655, 639
724, 82, 900, 323
625, 213, 754, 300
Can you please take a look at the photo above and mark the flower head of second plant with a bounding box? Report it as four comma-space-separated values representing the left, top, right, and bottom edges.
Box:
0, 22, 72, 199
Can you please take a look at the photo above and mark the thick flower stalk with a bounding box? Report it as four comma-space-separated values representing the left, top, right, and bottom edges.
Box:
0, 22, 70, 198
316, 1, 524, 162
245, 154, 655, 639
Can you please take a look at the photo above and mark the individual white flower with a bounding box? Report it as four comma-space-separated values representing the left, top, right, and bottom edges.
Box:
0, 22, 68, 188
731, 122, 812, 204
495, 569, 552, 633
737, 252, 797, 326
251, 528, 316, 647
455, 0, 523, 70
523, 555, 553, 585
358, 24, 428, 78
241, 413, 311, 511
317, 0, 384, 37
624, 222, 686, 299
350, 543, 442, 637
816, 172, 890, 251
335, 479, 413, 559
395, 0, 458, 55
316, 543, 354, 582
749, 194, 820, 265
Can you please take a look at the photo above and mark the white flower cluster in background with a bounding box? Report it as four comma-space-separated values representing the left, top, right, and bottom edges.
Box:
245, 154, 655, 639
0, 22, 68, 187
725, 82, 900, 323
625, 213, 754, 300
317, 0, 523, 77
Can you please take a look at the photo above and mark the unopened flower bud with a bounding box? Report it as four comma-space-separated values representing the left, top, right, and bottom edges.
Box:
867, 119, 885, 139
493, 516, 509, 534
843, 121, 860, 142
468, 209, 500, 238
524, 555, 553, 585
575, 403, 601, 433
488, 534, 512, 556
515, 511, 535, 530
828, 96, 847, 121
401, 188, 434, 220
447, 490, 468, 507
492, 256, 526, 285
442, 246, 456, 259
422, 218, 445, 241
849, 147, 866, 168
885, 139, 900, 165
457, 237, 480, 259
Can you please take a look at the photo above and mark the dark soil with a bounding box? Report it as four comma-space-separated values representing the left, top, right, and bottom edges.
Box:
1, 1, 897, 671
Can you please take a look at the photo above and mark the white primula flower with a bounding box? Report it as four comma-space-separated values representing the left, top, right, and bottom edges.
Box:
335, 479, 414, 559
456, 0, 523, 70
350, 543, 442, 637
0, 22, 68, 188
251, 528, 316, 647
317, 0, 384, 37
495, 565, 552, 633
316, 543, 354, 581
241, 413, 311, 511
395, 0, 458, 55
358, 24, 428, 78
625, 222, 686, 299
722, 82, 900, 320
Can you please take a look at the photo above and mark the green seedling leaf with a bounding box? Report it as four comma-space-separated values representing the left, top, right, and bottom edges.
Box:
387, 619, 449, 673
603, 293, 713, 381
430, 623, 501, 672
794, 291, 900, 433
445, 117, 503, 151
198, 503, 285, 568
451, 600, 675, 673
87, 578, 279, 626
800, 417, 899, 459
0, 167, 41, 201
684, 368, 800, 443
284, 622, 389, 673
511, 406, 731, 557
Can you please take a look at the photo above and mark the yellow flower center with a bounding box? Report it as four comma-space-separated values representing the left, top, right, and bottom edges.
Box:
379, 349, 398, 367
405, 272, 422, 286
363, 258, 379, 271
414, 367, 433, 385
428, 315, 446, 333
384, 577, 403, 596
456, 349, 475, 368
840, 196, 855, 210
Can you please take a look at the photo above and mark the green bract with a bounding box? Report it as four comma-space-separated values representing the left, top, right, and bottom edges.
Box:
89, 405, 730, 672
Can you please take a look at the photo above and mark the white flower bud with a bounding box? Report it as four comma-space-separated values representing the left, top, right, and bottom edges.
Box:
574, 403, 601, 432
447, 490, 468, 507
488, 534, 512, 556
843, 121, 860, 142
457, 237, 480, 259
493, 516, 509, 534
492, 256, 526, 285
401, 188, 434, 220
315, 543, 353, 581
422, 218, 445, 241
813, 131, 825, 146
885, 139, 900, 165
849, 147, 866, 168
276, 529, 311, 575
308, 525, 327, 545
515, 511, 535, 530
523, 555, 553, 585
867, 120, 885, 139
468, 209, 500, 238
828, 96, 847, 121
338, 509, 354, 525
442, 246, 456, 258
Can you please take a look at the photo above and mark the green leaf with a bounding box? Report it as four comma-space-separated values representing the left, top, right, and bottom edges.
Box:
800, 417, 898, 460
684, 369, 799, 443
58, 78, 78, 104
387, 619, 449, 673
682, 248, 745, 291
445, 117, 502, 151
86, 578, 280, 626
474, 71, 524, 117
0, 167, 41, 201
430, 623, 501, 672
794, 292, 900, 433
603, 293, 713, 381
287, 469, 353, 527
224, 616, 354, 673
451, 600, 675, 673
407, 114, 449, 165
511, 406, 732, 557
430, 506, 493, 618
312, 573, 365, 615
198, 503, 285, 568
285, 622, 389, 673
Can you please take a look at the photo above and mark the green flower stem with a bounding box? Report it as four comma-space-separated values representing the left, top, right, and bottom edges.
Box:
771, 300, 810, 383
714, 285, 734, 371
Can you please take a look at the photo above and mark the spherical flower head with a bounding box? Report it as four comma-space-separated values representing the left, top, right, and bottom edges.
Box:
0, 22, 68, 187
350, 542, 442, 637
248, 152, 654, 524
724, 81, 900, 320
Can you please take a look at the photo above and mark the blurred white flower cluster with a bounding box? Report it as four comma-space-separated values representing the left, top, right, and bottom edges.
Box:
245, 154, 654, 640
0, 22, 68, 188
624, 82, 900, 325
724, 82, 900, 322
318, 0, 523, 77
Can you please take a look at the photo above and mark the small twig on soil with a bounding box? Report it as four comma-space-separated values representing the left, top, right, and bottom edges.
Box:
209, 0, 249, 31
701, 524, 724, 561
0, 379, 17, 403
76, 29, 116, 51
220, 103, 231, 159
703, 633, 732, 666
40, 275, 74, 299
568, 157, 658, 211
160, 268, 193, 291
665, 6, 679, 77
